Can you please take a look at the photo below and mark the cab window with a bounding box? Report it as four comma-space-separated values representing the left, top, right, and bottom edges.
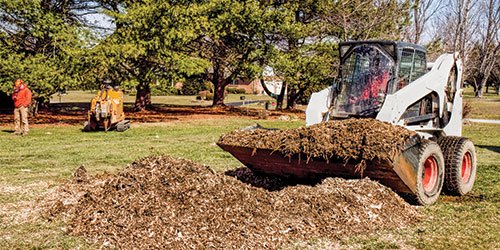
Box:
397, 48, 414, 90
413, 51, 427, 80
397, 48, 427, 91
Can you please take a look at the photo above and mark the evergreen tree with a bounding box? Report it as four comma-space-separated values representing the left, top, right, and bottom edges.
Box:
266, 0, 410, 110
0, 0, 92, 107
97, 0, 274, 108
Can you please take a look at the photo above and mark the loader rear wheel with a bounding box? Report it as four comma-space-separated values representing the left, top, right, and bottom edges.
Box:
438, 137, 477, 196
414, 141, 445, 205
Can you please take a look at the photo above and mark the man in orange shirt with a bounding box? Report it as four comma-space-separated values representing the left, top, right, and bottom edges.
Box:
11, 79, 32, 135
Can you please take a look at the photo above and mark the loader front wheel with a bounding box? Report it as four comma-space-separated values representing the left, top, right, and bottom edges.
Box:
438, 137, 477, 196
415, 141, 445, 205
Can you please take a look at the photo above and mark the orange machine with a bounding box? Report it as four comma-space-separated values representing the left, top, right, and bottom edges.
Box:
83, 81, 130, 132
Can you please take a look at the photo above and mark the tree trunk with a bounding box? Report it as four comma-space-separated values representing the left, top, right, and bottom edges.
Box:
471, 80, 477, 93
32, 97, 50, 114
413, 0, 421, 44
29, 98, 41, 117
134, 82, 152, 111
286, 88, 298, 110
474, 75, 485, 98
212, 81, 227, 106
286, 86, 306, 110
260, 78, 278, 98
211, 64, 227, 107
275, 82, 287, 110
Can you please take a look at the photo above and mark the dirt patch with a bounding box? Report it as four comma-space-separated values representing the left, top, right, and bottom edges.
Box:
41, 156, 420, 249
218, 118, 418, 170
0, 104, 301, 126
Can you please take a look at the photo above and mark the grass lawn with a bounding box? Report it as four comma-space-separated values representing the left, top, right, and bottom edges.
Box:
1, 89, 498, 248
50, 90, 274, 107
53, 88, 499, 119
463, 87, 500, 120
342, 122, 500, 249
0, 117, 498, 249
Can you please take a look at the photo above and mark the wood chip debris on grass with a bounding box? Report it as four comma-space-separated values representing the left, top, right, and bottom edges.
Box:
42, 156, 420, 249
218, 118, 417, 167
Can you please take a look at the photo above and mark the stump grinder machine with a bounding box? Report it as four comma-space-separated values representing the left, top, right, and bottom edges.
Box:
83, 80, 130, 132
218, 41, 477, 205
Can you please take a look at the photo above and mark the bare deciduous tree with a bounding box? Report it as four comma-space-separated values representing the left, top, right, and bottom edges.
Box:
405, 0, 444, 43
427, 0, 500, 98
470, 0, 500, 97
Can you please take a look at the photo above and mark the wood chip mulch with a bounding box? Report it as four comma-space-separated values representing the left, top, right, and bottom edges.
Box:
41, 156, 421, 249
218, 118, 418, 167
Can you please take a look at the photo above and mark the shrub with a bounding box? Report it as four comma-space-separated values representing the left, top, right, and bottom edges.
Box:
226, 87, 237, 94
151, 85, 177, 96
235, 88, 246, 94
226, 87, 247, 94
204, 82, 214, 93
198, 90, 210, 100
182, 80, 208, 95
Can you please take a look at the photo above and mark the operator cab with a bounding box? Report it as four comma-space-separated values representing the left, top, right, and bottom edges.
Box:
332, 41, 427, 119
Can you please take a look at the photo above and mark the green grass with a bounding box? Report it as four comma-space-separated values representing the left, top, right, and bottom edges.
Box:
55, 88, 499, 119
463, 86, 500, 100
339, 123, 500, 249
50, 90, 273, 107
1, 115, 499, 248
0, 119, 302, 248
0, 119, 301, 183
463, 87, 500, 120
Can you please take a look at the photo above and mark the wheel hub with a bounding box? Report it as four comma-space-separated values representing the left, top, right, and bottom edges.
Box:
423, 156, 438, 193
461, 151, 472, 183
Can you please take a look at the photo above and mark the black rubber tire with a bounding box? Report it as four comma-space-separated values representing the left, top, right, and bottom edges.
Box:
82, 121, 91, 132
438, 136, 477, 196
413, 140, 445, 206
116, 123, 125, 132
116, 120, 130, 132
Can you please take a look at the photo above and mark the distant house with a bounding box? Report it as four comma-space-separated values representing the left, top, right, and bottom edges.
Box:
261, 76, 284, 96
228, 76, 284, 95
228, 78, 264, 94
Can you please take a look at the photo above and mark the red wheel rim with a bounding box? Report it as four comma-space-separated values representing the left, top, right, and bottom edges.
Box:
423, 156, 438, 193
461, 151, 473, 183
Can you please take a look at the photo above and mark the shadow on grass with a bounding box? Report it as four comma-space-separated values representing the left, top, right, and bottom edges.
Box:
476, 145, 500, 154
225, 167, 321, 191
1, 129, 14, 134
441, 193, 496, 203
0, 102, 299, 126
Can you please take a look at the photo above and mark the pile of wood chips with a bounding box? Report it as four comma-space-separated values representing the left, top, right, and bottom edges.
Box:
42, 156, 420, 249
218, 118, 417, 164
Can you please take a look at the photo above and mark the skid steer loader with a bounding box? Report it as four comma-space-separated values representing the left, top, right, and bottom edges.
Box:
218, 41, 477, 205
83, 80, 130, 132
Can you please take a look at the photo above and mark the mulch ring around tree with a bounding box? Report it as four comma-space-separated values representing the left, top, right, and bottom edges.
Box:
0, 105, 301, 126
41, 156, 421, 249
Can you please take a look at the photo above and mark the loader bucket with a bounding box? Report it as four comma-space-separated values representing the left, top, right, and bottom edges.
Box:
217, 142, 422, 196
217, 119, 446, 205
